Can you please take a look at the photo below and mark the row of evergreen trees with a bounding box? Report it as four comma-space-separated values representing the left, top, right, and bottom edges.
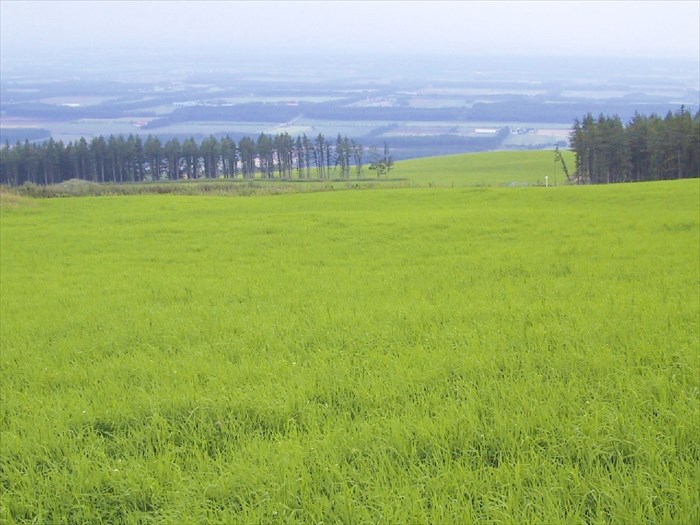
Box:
4, 106, 696, 187
0, 132, 393, 186
569, 107, 699, 184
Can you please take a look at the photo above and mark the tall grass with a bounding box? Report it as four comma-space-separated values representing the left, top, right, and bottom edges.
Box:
1, 178, 698, 523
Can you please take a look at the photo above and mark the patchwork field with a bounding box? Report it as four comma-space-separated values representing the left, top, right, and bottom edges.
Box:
0, 169, 698, 523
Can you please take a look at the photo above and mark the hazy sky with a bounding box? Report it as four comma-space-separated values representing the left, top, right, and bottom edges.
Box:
1, 0, 699, 63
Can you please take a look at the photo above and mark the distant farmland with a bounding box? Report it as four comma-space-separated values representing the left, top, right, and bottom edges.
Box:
2, 54, 696, 158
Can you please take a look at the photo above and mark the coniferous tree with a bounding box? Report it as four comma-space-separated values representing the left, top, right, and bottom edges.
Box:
351, 139, 364, 178
220, 135, 238, 179
238, 136, 256, 179
163, 138, 182, 180
90, 136, 108, 183
144, 135, 162, 181
181, 137, 199, 180
256, 133, 274, 179
0, 141, 14, 185
627, 113, 649, 182
200, 135, 220, 178
302, 134, 312, 179
569, 107, 699, 184
313, 134, 326, 179
294, 135, 305, 179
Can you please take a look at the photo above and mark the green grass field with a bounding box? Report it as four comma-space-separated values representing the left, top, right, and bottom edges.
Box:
0, 153, 698, 524
395, 150, 575, 186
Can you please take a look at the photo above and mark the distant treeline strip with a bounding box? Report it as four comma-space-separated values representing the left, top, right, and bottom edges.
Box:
0, 132, 394, 186
570, 106, 699, 184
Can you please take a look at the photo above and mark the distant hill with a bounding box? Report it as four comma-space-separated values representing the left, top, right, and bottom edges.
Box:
396, 150, 575, 187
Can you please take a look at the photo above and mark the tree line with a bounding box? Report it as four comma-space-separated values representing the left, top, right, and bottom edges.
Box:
569, 106, 699, 184
0, 132, 394, 186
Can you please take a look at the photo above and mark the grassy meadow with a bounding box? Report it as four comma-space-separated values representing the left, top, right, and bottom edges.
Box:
395, 150, 575, 186
0, 154, 698, 523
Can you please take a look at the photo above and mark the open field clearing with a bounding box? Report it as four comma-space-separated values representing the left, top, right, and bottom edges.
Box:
396, 150, 575, 186
1, 177, 698, 523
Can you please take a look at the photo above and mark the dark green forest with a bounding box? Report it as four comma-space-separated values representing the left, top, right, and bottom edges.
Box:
569, 107, 699, 184
0, 132, 396, 186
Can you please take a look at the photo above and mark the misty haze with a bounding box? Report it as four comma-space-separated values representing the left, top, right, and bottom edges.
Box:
1, 53, 698, 160
1, 1, 698, 160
